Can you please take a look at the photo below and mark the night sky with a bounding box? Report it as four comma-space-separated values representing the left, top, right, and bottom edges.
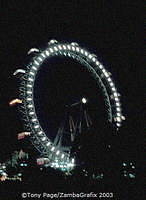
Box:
0, 0, 144, 185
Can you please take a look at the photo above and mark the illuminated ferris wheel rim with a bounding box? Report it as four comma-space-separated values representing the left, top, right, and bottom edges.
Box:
18, 40, 125, 169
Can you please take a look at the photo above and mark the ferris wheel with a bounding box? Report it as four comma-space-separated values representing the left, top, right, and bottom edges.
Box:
13, 39, 125, 172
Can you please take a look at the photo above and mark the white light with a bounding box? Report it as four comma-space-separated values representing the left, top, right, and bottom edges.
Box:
83, 51, 88, 56
71, 42, 79, 46
117, 113, 121, 117
29, 111, 34, 115
27, 48, 39, 55
13, 69, 26, 76
34, 125, 39, 129
49, 48, 54, 53
67, 53, 71, 57
51, 146, 55, 151
34, 60, 39, 65
62, 45, 66, 50
45, 50, 50, 56
116, 117, 122, 122
88, 54, 93, 59
32, 66, 37, 71
38, 57, 43, 62
111, 87, 116, 92
54, 46, 58, 51
80, 49, 84, 54
92, 57, 96, 62
96, 61, 99, 65
38, 131, 43, 135
41, 137, 46, 141
46, 142, 51, 146
67, 45, 71, 50
99, 64, 103, 69
113, 92, 118, 97
28, 104, 33, 108
48, 39, 57, 44
2, 172, 7, 176
28, 77, 33, 82
76, 47, 80, 52
102, 68, 106, 73
48, 39, 58, 44
82, 97, 87, 104
72, 46, 75, 51
67, 163, 73, 167
61, 154, 65, 158
27, 98, 32, 101
122, 116, 125, 120
117, 123, 121, 127
116, 107, 121, 112
115, 97, 119, 101
104, 71, 109, 78
41, 53, 46, 58
107, 77, 112, 82
109, 82, 114, 87
71, 158, 75, 163
27, 84, 32, 88
58, 45, 62, 50
27, 91, 32, 94
55, 163, 59, 168
116, 102, 120, 106
30, 71, 35, 76
32, 118, 37, 122
51, 163, 54, 167
56, 150, 60, 155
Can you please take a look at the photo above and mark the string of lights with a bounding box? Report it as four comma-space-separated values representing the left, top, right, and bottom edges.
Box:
12, 40, 125, 172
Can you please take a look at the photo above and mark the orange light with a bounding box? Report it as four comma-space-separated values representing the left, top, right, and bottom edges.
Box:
18, 132, 30, 140
9, 99, 22, 106
0, 175, 7, 181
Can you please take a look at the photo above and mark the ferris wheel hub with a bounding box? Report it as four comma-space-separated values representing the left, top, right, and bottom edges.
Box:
81, 97, 87, 104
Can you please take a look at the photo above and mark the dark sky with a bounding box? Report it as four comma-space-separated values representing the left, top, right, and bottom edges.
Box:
0, 1, 144, 162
